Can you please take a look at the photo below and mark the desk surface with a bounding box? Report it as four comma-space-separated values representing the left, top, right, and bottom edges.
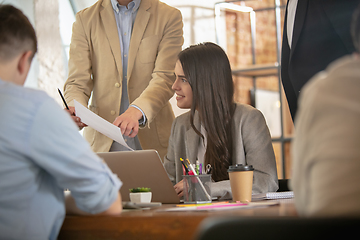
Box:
59, 199, 297, 240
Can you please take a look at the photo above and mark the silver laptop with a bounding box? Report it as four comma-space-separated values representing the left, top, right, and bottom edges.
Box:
97, 150, 180, 204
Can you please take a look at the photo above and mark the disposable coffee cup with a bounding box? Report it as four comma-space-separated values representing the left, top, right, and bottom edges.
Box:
228, 164, 254, 203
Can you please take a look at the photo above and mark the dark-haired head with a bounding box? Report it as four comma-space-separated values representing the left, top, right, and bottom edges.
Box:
0, 4, 37, 63
178, 42, 234, 113
178, 42, 235, 181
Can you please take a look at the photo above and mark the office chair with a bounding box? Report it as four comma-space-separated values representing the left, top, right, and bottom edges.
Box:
195, 217, 360, 240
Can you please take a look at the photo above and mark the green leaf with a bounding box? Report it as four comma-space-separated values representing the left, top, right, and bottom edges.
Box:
129, 187, 151, 193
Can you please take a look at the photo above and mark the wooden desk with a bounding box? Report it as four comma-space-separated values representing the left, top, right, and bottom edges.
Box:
59, 199, 297, 240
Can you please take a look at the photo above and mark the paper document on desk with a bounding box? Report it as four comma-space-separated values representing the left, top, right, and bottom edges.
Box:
158, 201, 279, 212
74, 100, 134, 151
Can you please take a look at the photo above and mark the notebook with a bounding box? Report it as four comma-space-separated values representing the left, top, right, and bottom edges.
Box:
97, 150, 180, 204
252, 191, 294, 201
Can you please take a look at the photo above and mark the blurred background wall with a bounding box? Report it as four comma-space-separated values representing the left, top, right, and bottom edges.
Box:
4, 0, 293, 179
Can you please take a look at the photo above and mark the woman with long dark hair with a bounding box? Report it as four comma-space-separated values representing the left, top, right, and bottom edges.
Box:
164, 42, 278, 199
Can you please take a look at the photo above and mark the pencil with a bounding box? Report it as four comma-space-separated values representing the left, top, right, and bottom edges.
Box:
57, 88, 69, 110
180, 158, 189, 174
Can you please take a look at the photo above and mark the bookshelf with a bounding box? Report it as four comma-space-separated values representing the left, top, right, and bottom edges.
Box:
215, 0, 291, 179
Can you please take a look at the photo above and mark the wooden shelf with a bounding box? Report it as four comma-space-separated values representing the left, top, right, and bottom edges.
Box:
232, 63, 279, 77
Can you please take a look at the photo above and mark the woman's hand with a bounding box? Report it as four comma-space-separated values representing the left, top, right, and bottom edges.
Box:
174, 179, 185, 197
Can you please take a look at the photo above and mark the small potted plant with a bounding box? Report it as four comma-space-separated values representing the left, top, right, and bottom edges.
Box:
129, 187, 152, 203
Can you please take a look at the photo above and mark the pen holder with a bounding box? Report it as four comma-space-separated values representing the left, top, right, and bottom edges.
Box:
183, 174, 212, 204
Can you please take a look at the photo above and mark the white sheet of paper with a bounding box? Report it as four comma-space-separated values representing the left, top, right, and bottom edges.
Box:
74, 100, 134, 151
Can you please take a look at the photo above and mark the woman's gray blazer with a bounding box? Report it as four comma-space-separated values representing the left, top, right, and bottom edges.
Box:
164, 103, 279, 199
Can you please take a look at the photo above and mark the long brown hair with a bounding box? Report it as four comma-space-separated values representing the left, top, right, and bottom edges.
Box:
178, 42, 235, 182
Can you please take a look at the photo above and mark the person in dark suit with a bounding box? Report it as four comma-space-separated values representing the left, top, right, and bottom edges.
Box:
281, 0, 359, 121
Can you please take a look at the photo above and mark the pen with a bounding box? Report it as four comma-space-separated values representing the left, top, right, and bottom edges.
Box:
186, 159, 197, 175
206, 164, 212, 174
180, 158, 189, 174
57, 88, 69, 110
195, 160, 199, 175
182, 165, 186, 176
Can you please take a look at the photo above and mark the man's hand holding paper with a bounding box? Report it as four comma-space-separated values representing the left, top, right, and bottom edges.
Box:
112, 107, 143, 138
73, 100, 134, 151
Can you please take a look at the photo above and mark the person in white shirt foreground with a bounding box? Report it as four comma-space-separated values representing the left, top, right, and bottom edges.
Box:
0, 4, 122, 240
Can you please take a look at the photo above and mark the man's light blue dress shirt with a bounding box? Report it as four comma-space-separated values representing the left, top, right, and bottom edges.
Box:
109, 0, 144, 151
0, 79, 122, 240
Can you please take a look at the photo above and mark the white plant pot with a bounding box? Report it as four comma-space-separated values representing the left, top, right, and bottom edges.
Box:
129, 192, 152, 203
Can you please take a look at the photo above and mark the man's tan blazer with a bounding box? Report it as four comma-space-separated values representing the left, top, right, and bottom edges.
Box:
64, 0, 183, 159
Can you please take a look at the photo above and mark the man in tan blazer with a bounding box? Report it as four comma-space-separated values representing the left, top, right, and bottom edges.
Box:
64, 0, 183, 159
